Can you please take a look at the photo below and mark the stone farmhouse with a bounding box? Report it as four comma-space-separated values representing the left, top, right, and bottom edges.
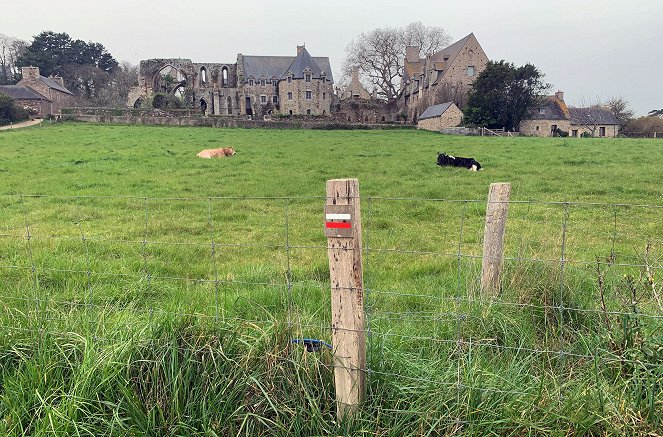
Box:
128, 46, 334, 117
0, 67, 73, 118
519, 92, 620, 137
399, 33, 489, 120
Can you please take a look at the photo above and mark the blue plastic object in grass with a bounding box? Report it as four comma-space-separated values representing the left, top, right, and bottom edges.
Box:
291, 338, 333, 352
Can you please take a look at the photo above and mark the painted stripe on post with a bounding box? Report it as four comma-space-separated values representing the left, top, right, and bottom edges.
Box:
326, 222, 352, 229
326, 213, 352, 220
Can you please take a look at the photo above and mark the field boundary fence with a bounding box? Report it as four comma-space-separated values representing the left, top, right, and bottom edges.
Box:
0, 180, 661, 425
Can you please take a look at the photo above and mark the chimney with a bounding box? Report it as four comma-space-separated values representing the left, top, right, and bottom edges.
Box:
555, 90, 564, 102
297, 45, 305, 55
50, 76, 65, 87
22, 66, 40, 81
405, 46, 420, 63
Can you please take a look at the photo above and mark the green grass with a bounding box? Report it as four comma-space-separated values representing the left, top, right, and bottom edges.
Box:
0, 123, 661, 435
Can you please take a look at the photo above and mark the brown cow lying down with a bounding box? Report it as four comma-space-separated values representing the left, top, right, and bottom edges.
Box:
197, 147, 236, 158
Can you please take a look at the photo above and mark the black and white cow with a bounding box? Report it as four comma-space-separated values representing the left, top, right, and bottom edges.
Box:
437, 153, 482, 171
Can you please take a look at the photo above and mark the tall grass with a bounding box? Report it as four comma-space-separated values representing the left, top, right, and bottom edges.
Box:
0, 123, 661, 434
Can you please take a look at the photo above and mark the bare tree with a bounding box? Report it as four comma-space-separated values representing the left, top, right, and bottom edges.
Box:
433, 80, 468, 108
402, 22, 452, 60
606, 97, 634, 126
0, 34, 27, 84
343, 23, 450, 102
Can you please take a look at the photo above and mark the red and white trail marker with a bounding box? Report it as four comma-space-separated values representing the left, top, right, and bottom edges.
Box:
324, 205, 354, 237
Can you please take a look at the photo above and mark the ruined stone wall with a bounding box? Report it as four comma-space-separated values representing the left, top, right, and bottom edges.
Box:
332, 100, 398, 123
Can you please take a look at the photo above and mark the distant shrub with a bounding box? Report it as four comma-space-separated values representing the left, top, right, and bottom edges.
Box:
152, 93, 183, 109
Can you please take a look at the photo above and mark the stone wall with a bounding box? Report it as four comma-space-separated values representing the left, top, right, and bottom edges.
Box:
61, 111, 413, 130
331, 100, 398, 124
15, 98, 51, 118
571, 124, 619, 138
519, 119, 571, 137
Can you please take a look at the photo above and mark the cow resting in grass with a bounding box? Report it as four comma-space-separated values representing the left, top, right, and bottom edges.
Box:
437, 153, 481, 171
197, 147, 236, 158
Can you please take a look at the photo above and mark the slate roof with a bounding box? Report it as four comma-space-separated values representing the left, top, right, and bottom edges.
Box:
403, 33, 474, 83
431, 33, 473, 65
528, 96, 569, 120
569, 107, 620, 125
0, 85, 50, 101
242, 48, 333, 83
419, 102, 454, 120
40, 76, 73, 95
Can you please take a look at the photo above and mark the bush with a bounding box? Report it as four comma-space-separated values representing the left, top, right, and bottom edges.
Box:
152, 93, 183, 110
0, 94, 29, 125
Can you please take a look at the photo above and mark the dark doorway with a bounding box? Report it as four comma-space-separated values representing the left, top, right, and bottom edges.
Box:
200, 99, 208, 113
245, 96, 252, 115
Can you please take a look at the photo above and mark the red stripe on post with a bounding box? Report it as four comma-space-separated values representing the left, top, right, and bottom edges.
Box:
326, 222, 352, 229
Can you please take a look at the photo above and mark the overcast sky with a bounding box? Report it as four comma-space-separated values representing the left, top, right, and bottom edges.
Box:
2, 0, 661, 115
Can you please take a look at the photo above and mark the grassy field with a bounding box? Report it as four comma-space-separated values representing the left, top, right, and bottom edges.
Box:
0, 123, 661, 435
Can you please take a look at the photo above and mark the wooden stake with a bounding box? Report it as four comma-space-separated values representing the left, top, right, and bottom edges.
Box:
325, 178, 366, 418
481, 182, 511, 295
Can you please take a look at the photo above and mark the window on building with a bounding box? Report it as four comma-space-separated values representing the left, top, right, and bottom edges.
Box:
535, 126, 540, 131
467, 66, 475, 77
322, 92, 326, 99
272, 78, 277, 87
538, 108, 545, 115
272, 95, 278, 104
571, 129, 578, 137
305, 73, 312, 82
307, 109, 311, 115
221, 67, 228, 87
248, 78, 255, 86
305, 90, 312, 100
260, 78, 266, 86
287, 92, 293, 100
289, 110, 293, 115
200, 67, 207, 86
599, 126, 606, 137
260, 95, 267, 104
287, 75, 292, 83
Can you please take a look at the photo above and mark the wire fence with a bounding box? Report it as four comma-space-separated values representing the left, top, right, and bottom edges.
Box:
0, 191, 661, 424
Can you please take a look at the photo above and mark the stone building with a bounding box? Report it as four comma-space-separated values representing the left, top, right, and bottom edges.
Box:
417, 102, 463, 131
0, 67, 73, 117
331, 68, 398, 124
128, 46, 333, 117
399, 33, 489, 121
519, 91, 620, 137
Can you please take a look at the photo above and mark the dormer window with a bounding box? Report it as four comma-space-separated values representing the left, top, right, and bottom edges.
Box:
539, 108, 545, 115
305, 73, 312, 83
287, 74, 292, 83
248, 78, 255, 86
271, 78, 277, 87
260, 78, 266, 86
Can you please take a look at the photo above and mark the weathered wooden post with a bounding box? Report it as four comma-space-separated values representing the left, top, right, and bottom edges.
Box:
480, 182, 511, 295
325, 178, 366, 418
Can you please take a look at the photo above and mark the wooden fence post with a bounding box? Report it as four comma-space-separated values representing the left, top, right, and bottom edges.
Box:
480, 182, 511, 295
325, 178, 366, 418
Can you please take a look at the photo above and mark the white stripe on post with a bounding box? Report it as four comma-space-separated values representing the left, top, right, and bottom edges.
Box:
325, 213, 352, 220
